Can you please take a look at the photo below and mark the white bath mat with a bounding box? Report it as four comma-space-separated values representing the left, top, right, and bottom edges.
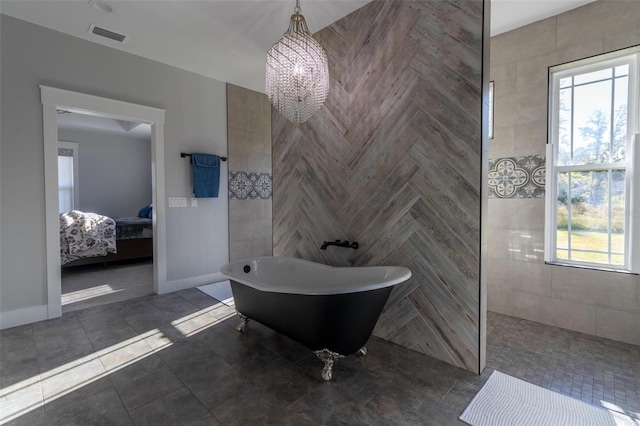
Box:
460, 371, 639, 426
197, 280, 234, 306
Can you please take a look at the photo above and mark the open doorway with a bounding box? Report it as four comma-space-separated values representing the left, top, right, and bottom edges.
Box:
57, 111, 154, 312
41, 86, 167, 321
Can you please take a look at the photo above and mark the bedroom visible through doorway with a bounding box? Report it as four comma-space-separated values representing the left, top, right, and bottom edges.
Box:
57, 111, 154, 312
41, 85, 167, 322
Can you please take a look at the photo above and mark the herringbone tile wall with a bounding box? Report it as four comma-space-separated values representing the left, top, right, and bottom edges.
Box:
273, 0, 487, 372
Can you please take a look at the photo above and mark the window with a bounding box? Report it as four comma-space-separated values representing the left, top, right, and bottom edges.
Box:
546, 48, 639, 273
58, 141, 79, 213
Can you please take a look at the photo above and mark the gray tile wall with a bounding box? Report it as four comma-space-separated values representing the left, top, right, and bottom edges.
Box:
488, 0, 640, 346
227, 84, 272, 261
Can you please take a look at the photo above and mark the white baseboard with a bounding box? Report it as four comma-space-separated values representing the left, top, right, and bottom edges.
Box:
0, 304, 49, 330
160, 272, 228, 294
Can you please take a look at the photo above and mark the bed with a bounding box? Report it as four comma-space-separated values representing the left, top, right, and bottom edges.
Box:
60, 211, 153, 267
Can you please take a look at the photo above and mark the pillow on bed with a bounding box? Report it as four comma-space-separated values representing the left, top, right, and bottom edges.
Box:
138, 205, 152, 219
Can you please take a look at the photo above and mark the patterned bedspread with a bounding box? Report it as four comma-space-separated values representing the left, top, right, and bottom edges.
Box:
60, 211, 117, 265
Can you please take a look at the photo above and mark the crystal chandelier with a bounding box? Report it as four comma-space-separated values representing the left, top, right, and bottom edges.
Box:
265, 0, 329, 125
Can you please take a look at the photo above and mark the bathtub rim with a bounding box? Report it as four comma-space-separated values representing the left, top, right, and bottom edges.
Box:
221, 256, 411, 296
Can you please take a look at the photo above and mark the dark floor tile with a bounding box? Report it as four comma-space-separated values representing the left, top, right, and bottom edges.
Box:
36, 339, 97, 373
210, 387, 294, 425
196, 320, 242, 346
262, 369, 320, 405
81, 316, 139, 351
0, 356, 40, 388
44, 379, 132, 426
440, 380, 481, 414
108, 354, 183, 410
74, 303, 124, 324
375, 353, 460, 403
366, 384, 466, 425
32, 312, 83, 338
0, 325, 36, 362
129, 386, 221, 426
197, 325, 267, 366
148, 293, 200, 319
2, 406, 47, 426
237, 320, 312, 364
158, 341, 255, 409
44, 378, 132, 426
120, 300, 171, 333
155, 339, 215, 367
294, 351, 391, 396
286, 362, 393, 424
176, 288, 223, 310
209, 344, 321, 407
286, 389, 368, 425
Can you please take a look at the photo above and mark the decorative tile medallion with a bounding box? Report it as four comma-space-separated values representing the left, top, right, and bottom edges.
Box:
488, 155, 545, 199
229, 171, 272, 200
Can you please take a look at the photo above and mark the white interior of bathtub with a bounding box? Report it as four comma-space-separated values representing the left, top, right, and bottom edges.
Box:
220, 256, 411, 295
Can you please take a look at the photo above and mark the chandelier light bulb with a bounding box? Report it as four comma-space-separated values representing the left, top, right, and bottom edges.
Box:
265, 0, 330, 125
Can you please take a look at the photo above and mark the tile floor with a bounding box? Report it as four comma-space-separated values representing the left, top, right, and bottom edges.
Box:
61, 261, 154, 313
487, 312, 640, 419
1, 290, 638, 425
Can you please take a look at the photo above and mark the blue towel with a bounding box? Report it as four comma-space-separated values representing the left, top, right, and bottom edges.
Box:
191, 153, 220, 198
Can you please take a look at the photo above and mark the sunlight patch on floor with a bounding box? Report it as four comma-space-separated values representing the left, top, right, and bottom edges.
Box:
62, 284, 124, 305
0, 301, 235, 425
0, 328, 168, 424
171, 302, 235, 337
599, 400, 638, 425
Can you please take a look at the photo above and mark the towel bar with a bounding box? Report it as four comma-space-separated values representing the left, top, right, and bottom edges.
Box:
181, 152, 227, 161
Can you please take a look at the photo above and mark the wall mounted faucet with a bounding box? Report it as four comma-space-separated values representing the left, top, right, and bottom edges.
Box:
321, 240, 359, 250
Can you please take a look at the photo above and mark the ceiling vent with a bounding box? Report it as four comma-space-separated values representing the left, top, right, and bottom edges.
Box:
88, 24, 127, 43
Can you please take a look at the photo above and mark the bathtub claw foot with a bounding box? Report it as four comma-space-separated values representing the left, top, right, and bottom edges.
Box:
235, 313, 249, 333
314, 349, 345, 382
357, 347, 368, 357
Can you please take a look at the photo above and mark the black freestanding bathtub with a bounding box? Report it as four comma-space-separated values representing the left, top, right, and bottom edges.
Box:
221, 256, 412, 381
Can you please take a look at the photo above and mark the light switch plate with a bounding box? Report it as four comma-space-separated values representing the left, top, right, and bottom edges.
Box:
191, 198, 198, 207
168, 197, 187, 208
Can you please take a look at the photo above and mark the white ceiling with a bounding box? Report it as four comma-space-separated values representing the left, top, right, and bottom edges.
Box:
1, 0, 596, 94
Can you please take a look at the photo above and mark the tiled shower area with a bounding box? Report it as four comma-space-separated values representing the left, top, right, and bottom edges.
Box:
488, 0, 640, 347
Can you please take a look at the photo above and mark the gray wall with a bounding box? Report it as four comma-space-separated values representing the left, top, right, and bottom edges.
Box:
488, 0, 640, 346
58, 126, 152, 219
227, 84, 272, 261
1, 15, 229, 314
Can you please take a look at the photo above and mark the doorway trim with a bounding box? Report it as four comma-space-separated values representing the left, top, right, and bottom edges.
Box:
41, 86, 167, 319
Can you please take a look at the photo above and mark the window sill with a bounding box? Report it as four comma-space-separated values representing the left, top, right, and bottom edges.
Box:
545, 261, 638, 275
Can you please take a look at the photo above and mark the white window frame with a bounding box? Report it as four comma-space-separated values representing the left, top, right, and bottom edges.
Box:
545, 47, 640, 274
58, 140, 79, 212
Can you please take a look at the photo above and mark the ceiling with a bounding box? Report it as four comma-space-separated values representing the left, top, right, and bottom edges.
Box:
1, 0, 596, 94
